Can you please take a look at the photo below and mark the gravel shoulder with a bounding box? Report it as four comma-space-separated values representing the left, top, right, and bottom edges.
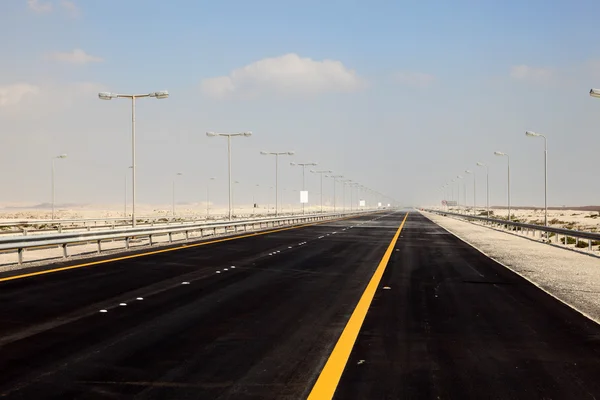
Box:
423, 211, 600, 325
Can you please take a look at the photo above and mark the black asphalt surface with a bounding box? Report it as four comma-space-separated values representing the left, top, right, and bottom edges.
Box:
334, 212, 600, 399
1, 211, 599, 399
0, 213, 401, 399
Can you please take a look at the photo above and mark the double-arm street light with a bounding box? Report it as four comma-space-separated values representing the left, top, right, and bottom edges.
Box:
290, 162, 317, 214
465, 169, 475, 215
260, 151, 294, 216
310, 169, 333, 213
206, 131, 252, 220
494, 151, 511, 221
525, 131, 548, 227
99, 90, 169, 227
476, 162, 489, 218
326, 174, 343, 212
51, 154, 67, 220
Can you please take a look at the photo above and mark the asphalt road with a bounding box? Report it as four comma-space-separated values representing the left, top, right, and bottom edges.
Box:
1, 211, 599, 399
333, 212, 600, 399
0, 212, 402, 399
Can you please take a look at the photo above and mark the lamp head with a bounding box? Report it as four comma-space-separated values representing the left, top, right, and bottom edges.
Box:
590, 88, 600, 98
98, 92, 117, 100
494, 151, 506, 156
150, 90, 169, 99
476, 162, 485, 166
242, 131, 252, 137
525, 131, 540, 137
206, 132, 217, 137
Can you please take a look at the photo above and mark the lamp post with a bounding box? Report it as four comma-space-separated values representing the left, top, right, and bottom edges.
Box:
206, 131, 252, 220
124, 165, 133, 218
172, 172, 183, 217
233, 180, 240, 216
206, 177, 216, 219
310, 170, 333, 213
290, 162, 317, 214
99, 90, 169, 227
476, 162, 489, 218
326, 175, 343, 213
260, 151, 294, 216
456, 175, 463, 213
525, 131, 548, 227
51, 154, 67, 220
494, 151, 511, 221
465, 170, 475, 215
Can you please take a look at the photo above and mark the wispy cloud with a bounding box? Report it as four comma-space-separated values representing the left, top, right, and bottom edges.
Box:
27, 0, 52, 13
60, 0, 80, 17
0, 83, 41, 107
201, 53, 365, 98
510, 65, 553, 83
392, 71, 435, 87
47, 49, 103, 65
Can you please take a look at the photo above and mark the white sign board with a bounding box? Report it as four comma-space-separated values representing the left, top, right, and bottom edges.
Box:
359, 200, 366, 207
378, 202, 382, 207
300, 191, 308, 204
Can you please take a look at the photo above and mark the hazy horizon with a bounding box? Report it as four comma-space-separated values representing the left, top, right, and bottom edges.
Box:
2, 1, 599, 210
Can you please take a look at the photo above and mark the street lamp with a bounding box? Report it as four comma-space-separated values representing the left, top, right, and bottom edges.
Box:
476, 162, 489, 218
233, 180, 240, 216
465, 170, 475, 215
525, 131, 548, 227
51, 154, 67, 220
290, 162, 317, 214
98, 90, 169, 227
494, 151, 511, 221
260, 151, 294, 216
326, 175, 343, 213
124, 165, 133, 218
206, 177, 216, 219
172, 172, 183, 217
310, 170, 333, 213
456, 175, 463, 213
206, 131, 252, 220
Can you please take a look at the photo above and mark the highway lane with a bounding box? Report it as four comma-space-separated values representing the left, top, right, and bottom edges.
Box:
331, 212, 600, 399
0, 212, 405, 399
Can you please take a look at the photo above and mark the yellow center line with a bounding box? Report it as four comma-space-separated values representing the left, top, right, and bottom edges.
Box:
307, 212, 409, 400
0, 214, 364, 283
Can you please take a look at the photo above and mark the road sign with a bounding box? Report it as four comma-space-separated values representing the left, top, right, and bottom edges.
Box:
300, 191, 308, 204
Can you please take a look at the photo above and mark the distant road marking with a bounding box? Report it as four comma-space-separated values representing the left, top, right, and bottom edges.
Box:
0, 214, 364, 283
307, 212, 408, 400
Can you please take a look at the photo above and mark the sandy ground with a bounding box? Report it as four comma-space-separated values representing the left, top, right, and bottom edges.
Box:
423, 211, 600, 324
433, 207, 600, 233
0, 203, 339, 222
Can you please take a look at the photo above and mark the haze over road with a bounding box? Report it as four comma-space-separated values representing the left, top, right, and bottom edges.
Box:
0, 212, 598, 399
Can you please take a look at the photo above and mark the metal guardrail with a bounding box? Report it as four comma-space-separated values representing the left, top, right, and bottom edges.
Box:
0, 211, 372, 265
423, 209, 600, 251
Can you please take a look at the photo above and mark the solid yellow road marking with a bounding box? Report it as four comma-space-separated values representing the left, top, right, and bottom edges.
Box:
0, 214, 362, 283
307, 212, 409, 400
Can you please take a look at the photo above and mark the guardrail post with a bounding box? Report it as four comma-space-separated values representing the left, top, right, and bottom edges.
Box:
97, 240, 102, 254
590, 240, 593, 251
125, 237, 130, 249
149, 234, 154, 246
168, 232, 173, 243
18, 248, 24, 264
185, 231, 189, 241
62, 243, 68, 258
23, 228, 28, 236
58, 225, 62, 233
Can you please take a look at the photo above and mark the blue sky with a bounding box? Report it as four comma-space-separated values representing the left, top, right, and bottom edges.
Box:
1, 0, 600, 210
